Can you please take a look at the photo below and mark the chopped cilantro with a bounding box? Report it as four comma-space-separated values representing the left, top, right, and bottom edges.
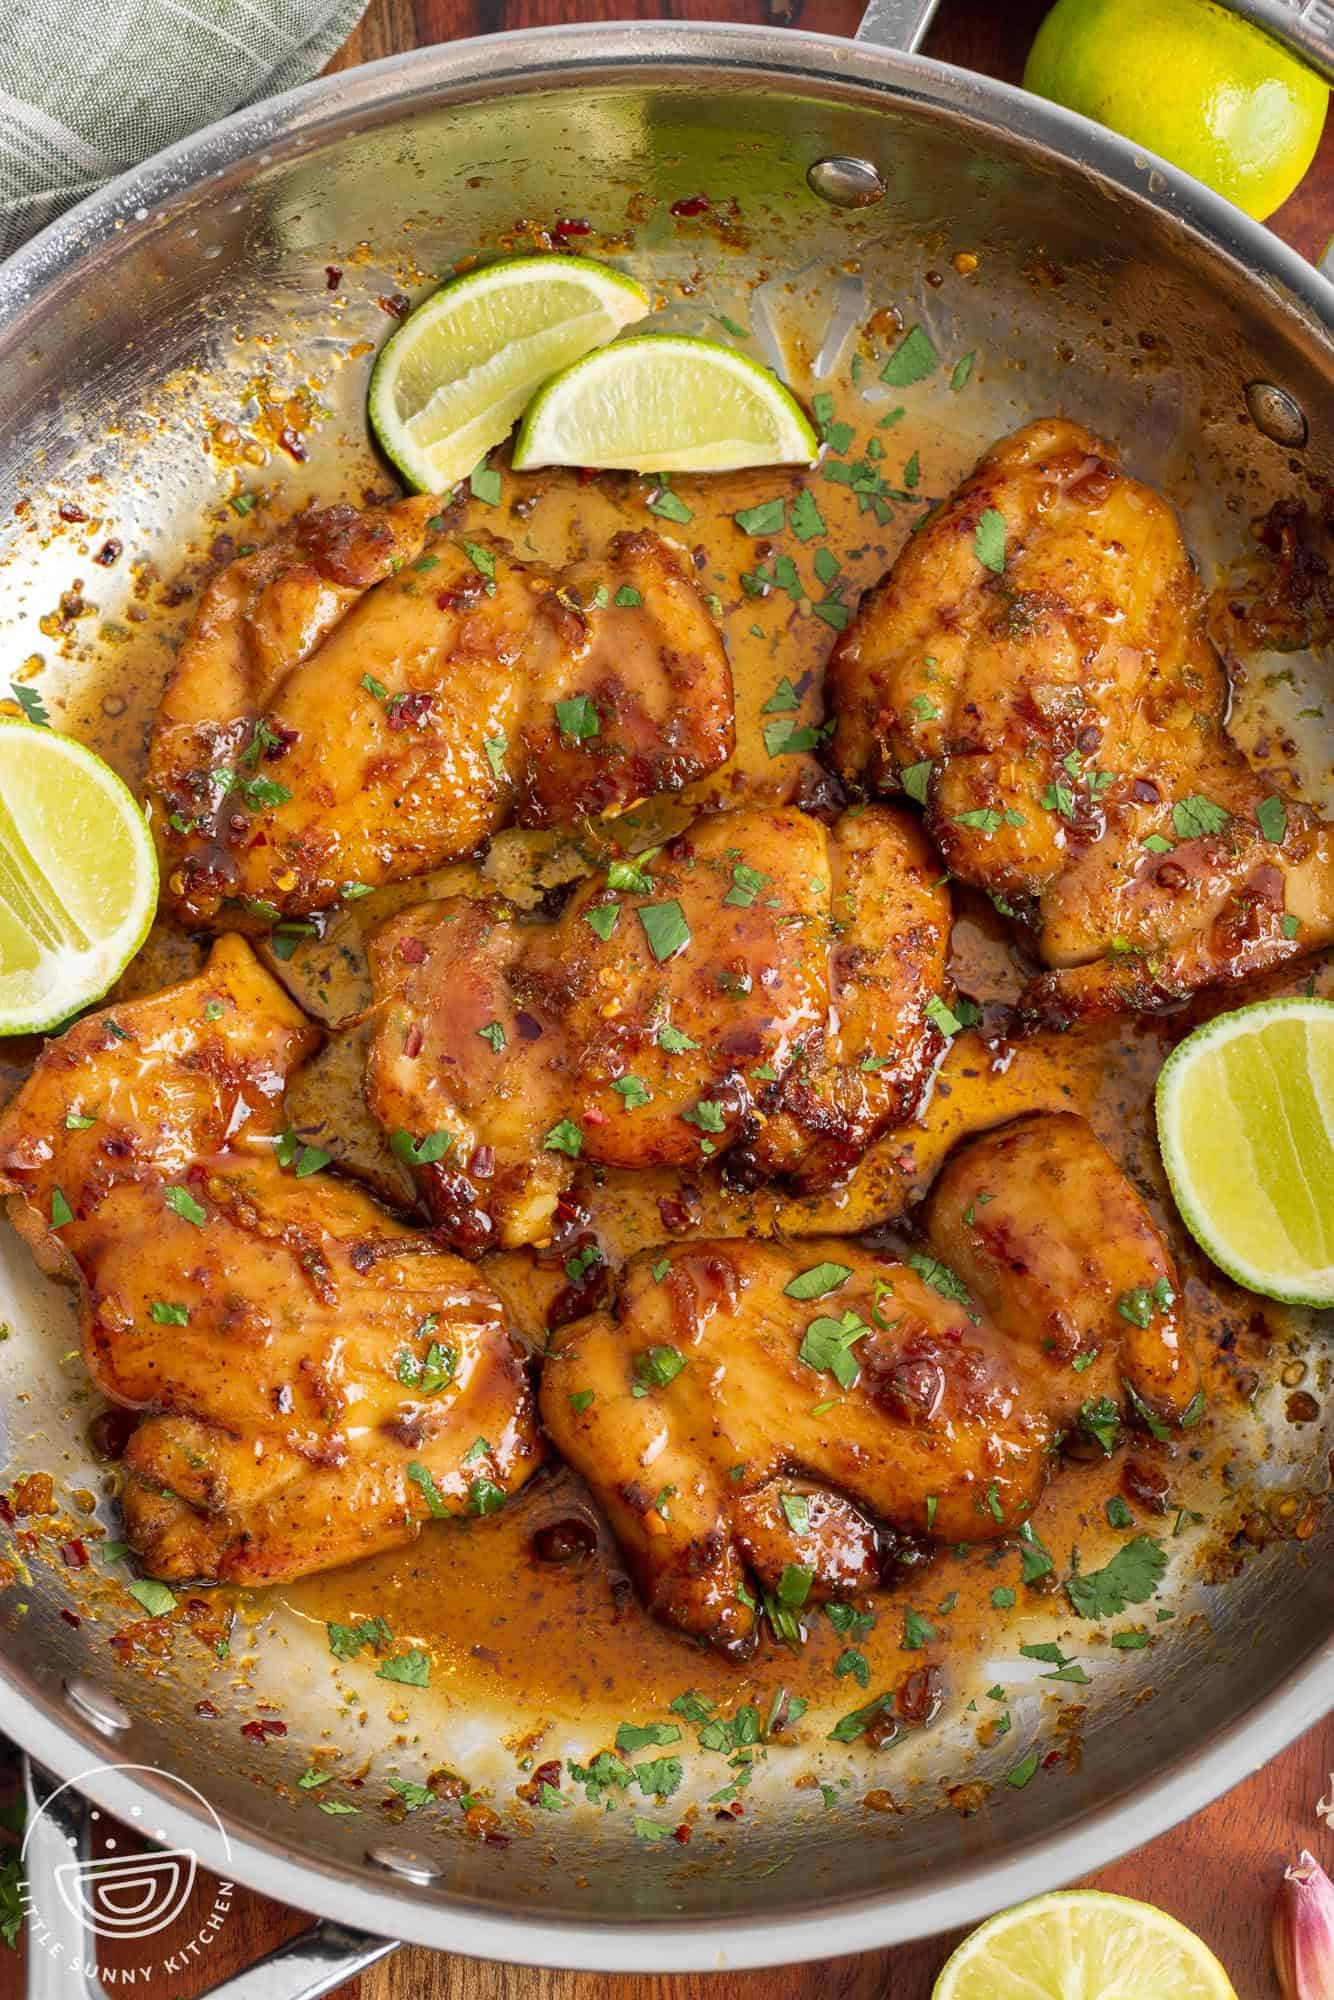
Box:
542, 1119, 583, 1158
477, 1020, 506, 1053
407, 1462, 449, 1518
1066, 1535, 1166, 1619
10, 682, 50, 726
657, 1022, 698, 1052
164, 1186, 206, 1226
735, 498, 786, 536
389, 1128, 454, 1166
555, 694, 599, 742
632, 1345, 686, 1395
1172, 794, 1229, 839
784, 1261, 852, 1300
881, 326, 938, 387
150, 1301, 189, 1325
376, 1648, 431, 1688
973, 508, 1007, 574
638, 900, 691, 962
1256, 794, 1287, 842
901, 758, 933, 804
126, 1578, 177, 1616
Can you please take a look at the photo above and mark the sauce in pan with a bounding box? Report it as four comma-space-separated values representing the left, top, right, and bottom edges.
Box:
2, 340, 1330, 1823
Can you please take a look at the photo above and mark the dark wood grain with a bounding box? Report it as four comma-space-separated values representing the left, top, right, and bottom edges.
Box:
1, 5, 1328, 1999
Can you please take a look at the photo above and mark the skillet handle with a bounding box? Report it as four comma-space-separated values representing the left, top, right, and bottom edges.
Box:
19, 1756, 400, 2000
189, 1921, 401, 2000
854, 0, 941, 51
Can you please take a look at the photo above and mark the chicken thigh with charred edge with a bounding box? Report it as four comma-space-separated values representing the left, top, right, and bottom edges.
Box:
361, 803, 951, 1256
150, 496, 735, 930
823, 418, 1334, 1025
0, 936, 541, 1586
541, 1113, 1200, 1660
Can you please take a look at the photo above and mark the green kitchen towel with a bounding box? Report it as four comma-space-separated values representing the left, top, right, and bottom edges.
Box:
1, 0, 369, 257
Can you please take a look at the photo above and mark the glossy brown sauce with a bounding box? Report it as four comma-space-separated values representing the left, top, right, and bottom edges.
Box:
3, 364, 1330, 1761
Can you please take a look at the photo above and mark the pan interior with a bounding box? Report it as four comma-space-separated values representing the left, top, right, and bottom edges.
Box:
0, 46, 1331, 1942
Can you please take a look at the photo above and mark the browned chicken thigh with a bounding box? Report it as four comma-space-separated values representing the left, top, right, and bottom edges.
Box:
362, 804, 951, 1255
149, 498, 734, 929
542, 1114, 1198, 1658
0, 937, 540, 1585
825, 418, 1334, 1023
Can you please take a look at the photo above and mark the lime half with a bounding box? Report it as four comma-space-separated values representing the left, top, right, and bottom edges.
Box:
512, 333, 819, 474
368, 254, 650, 492
0, 717, 158, 1036
1156, 996, 1334, 1307
934, 1890, 1237, 2000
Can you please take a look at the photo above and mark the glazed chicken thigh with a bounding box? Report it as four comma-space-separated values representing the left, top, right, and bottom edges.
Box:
150, 498, 734, 929
362, 804, 951, 1254
542, 1113, 1198, 1658
0, 937, 540, 1584
825, 418, 1334, 1022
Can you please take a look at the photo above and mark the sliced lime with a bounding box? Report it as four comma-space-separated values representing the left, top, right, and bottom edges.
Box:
512, 333, 819, 474
934, 1890, 1236, 2000
1155, 995, 1334, 1308
0, 717, 158, 1035
368, 254, 650, 492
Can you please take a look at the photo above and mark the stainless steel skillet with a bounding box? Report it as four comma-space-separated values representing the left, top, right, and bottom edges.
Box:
0, 2, 1332, 1986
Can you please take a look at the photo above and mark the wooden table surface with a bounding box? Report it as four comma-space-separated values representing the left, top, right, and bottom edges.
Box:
2, 4, 1330, 1999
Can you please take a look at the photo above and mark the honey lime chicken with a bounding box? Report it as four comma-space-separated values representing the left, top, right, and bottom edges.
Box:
825, 418, 1334, 1024
362, 803, 951, 1255
542, 1113, 1199, 1658
149, 497, 734, 929
0, 937, 540, 1584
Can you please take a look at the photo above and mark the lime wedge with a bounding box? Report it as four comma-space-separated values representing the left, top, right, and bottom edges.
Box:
1156, 996, 1334, 1308
511, 333, 819, 474
934, 1891, 1237, 2000
0, 717, 158, 1036
368, 254, 650, 492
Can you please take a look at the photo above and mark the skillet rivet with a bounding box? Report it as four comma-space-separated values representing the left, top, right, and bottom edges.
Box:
367, 1844, 441, 1883
1245, 381, 1309, 448
807, 157, 886, 208
63, 1677, 131, 1736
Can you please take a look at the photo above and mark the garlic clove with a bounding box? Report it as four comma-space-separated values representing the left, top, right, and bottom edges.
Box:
1273, 1849, 1334, 1999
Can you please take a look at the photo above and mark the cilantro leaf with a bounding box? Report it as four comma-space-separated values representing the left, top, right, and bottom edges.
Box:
1066, 1535, 1166, 1619
973, 508, 1007, 574
881, 326, 938, 387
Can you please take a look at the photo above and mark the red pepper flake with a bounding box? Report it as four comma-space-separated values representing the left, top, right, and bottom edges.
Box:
398, 935, 427, 965
385, 691, 433, 731
277, 426, 308, 464
554, 218, 591, 239
576, 467, 602, 486
58, 501, 88, 523
59, 1539, 89, 1568
325, 265, 343, 290
378, 293, 411, 319
93, 540, 122, 567
673, 1822, 692, 1844
469, 1144, 495, 1178
241, 1718, 288, 1743
1042, 1749, 1063, 1768
583, 1106, 608, 1128
403, 1023, 424, 1059
670, 195, 710, 217
61, 1609, 81, 1629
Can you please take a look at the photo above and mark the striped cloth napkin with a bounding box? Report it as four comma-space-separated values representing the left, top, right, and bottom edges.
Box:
1, 0, 369, 257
